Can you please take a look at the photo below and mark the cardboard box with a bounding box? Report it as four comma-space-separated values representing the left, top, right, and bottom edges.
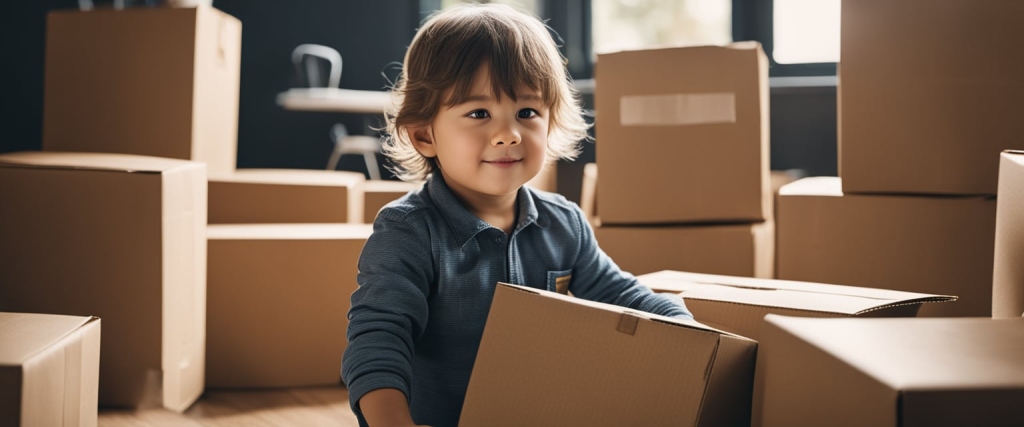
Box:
43, 5, 241, 175
595, 42, 770, 224
994, 151, 1024, 317
460, 283, 757, 427
839, 1, 1024, 195
777, 177, 996, 317
0, 313, 101, 427
206, 223, 372, 388
209, 169, 365, 224
0, 152, 206, 411
638, 270, 954, 340
362, 180, 421, 223
580, 162, 598, 226
755, 316, 1024, 427
596, 221, 774, 278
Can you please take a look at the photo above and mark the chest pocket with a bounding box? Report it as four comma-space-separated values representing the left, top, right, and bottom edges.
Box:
546, 269, 573, 295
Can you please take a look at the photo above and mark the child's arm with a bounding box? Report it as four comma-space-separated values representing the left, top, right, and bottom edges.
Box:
342, 210, 434, 425
566, 204, 694, 319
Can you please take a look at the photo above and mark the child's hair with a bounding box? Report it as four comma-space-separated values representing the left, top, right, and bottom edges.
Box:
383, 3, 590, 182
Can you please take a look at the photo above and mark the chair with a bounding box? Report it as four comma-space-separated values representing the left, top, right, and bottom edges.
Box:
291, 44, 383, 179
328, 123, 381, 180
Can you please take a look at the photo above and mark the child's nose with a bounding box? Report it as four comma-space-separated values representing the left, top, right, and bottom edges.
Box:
490, 127, 521, 147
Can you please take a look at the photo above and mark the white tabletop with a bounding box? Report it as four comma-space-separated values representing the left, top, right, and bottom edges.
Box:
276, 87, 393, 114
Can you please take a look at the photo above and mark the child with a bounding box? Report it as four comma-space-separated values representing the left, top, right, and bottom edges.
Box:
342, 4, 692, 427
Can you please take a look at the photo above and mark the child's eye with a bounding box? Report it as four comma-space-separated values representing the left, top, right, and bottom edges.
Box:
467, 110, 490, 119
518, 108, 539, 119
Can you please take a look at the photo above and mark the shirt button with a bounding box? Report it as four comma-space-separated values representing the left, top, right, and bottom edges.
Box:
495, 236, 505, 244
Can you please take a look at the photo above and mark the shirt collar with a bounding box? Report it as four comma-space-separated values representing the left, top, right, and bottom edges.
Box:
427, 172, 540, 249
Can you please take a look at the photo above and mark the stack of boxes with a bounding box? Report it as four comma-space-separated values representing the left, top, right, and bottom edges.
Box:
0, 151, 209, 411
776, 0, 1022, 317
0, 3, 383, 417
757, 2, 1024, 425
593, 42, 774, 278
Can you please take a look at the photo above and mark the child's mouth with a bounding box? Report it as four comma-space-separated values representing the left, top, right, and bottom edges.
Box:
484, 158, 522, 168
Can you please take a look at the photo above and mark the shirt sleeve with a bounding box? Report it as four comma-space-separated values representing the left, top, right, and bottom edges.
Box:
341, 208, 435, 421
566, 203, 694, 320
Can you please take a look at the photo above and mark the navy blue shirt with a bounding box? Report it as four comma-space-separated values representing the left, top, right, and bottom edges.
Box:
342, 172, 692, 427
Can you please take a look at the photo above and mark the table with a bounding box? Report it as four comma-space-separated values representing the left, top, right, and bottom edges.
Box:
276, 87, 392, 114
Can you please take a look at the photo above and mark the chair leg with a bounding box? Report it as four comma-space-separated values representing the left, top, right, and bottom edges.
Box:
327, 143, 344, 171
363, 152, 381, 180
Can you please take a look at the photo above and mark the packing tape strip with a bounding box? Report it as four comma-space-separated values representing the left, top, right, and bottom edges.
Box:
620, 93, 736, 126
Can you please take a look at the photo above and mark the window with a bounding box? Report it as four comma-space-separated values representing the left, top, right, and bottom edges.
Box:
773, 0, 840, 64
591, 0, 732, 54
440, 0, 541, 15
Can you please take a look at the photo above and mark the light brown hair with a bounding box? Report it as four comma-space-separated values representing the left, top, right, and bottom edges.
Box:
383, 3, 590, 181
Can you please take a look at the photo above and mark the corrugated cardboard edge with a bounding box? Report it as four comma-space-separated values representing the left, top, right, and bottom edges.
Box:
993, 151, 1024, 318
160, 162, 207, 412
66, 317, 101, 427
349, 180, 365, 224
643, 272, 957, 316
191, 4, 242, 175
500, 283, 754, 340
680, 295, 957, 318
0, 152, 199, 175
696, 334, 757, 427
753, 220, 775, 279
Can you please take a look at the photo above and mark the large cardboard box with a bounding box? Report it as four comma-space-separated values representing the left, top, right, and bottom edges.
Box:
362, 180, 421, 223
638, 270, 954, 340
777, 177, 996, 317
595, 42, 770, 224
840, 0, 1024, 195
460, 283, 757, 427
596, 221, 774, 278
0, 313, 101, 427
209, 169, 365, 224
994, 151, 1024, 317
0, 152, 206, 411
206, 224, 372, 388
755, 316, 1024, 427
43, 5, 242, 175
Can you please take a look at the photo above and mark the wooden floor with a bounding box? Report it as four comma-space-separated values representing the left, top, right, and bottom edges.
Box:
98, 387, 360, 426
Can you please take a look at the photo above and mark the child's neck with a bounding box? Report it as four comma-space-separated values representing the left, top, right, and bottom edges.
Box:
443, 173, 519, 236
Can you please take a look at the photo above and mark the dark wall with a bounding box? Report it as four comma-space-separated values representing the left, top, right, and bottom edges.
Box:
0, 0, 420, 178
770, 87, 838, 177
215, 0, 420, 174
2, 0, 78, 155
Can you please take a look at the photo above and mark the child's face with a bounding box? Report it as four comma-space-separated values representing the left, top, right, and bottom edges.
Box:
419, 64, 549, 199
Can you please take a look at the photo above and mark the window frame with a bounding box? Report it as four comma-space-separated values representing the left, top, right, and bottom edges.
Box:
733, 0, 837, 77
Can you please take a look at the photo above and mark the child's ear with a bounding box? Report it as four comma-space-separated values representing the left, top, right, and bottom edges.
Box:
408, 125, 436, 158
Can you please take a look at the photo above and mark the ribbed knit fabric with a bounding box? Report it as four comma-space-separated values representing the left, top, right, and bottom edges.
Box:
342, 173, 692, 427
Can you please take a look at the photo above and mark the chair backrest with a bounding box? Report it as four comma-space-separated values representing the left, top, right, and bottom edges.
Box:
291, 44, 342, 88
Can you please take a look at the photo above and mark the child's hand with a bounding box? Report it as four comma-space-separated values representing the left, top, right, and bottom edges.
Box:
360, 388, 422, 427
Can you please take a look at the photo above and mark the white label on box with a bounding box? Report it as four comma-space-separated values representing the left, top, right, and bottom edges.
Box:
620, 93, 736, 126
